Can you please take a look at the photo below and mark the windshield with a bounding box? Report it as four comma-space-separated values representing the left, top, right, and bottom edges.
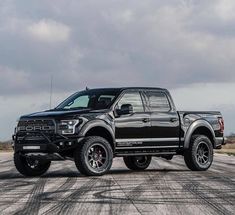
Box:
55, 89, 120, 110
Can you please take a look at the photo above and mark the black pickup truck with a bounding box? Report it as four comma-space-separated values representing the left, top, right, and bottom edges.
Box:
13, 87, 225, 176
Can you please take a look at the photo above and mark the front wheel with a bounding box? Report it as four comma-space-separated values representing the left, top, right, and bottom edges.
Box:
14, 153, 51, 177
123, 155, 152, 170
184, 135, 213, 171
74, 136, 113, 176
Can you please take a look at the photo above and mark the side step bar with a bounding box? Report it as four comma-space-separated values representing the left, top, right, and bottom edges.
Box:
115, 151, 177, 157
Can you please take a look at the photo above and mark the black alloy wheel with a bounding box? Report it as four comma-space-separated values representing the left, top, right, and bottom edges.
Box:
123, 155, 152, 170
74, 136, 113, 176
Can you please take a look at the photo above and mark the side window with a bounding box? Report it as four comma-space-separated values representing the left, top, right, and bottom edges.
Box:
117, 92, 144, 113
146, 92, 170, 112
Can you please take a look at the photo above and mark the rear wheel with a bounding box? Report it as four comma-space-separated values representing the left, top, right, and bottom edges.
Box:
123, 155, 152, 170
14, 153, 51, 177
74, 136, 113, 176
161, 155, 174, 160
184, 135, 213, 171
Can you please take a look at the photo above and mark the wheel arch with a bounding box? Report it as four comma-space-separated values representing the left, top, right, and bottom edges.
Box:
80, 120, 115, 150
184, 119, 216, 149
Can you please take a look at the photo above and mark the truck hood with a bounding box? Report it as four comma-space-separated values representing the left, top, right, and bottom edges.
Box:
20, 108, 108, 119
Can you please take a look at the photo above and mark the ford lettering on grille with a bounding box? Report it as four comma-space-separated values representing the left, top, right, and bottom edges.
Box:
18, 125, 55, 131
18, 120, 55, 133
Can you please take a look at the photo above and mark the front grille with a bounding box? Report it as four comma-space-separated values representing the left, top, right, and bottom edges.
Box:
18, 119, 55, 134
17, 119, 56, 144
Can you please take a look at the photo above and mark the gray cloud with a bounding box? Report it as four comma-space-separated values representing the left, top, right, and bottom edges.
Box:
0, 0, 235, 139
0, 0, 235, 96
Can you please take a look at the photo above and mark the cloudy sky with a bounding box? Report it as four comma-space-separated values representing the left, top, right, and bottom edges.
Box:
0, 0, 235, 140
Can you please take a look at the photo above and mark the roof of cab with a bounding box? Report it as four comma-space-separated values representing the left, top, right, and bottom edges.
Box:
85, 87, 167, 92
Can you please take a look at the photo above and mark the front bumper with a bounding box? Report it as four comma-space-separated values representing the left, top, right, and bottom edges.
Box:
14, 142, 59, 153
13, 131, 84, 153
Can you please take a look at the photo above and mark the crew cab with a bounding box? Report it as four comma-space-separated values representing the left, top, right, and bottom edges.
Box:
13, 87, 225, 176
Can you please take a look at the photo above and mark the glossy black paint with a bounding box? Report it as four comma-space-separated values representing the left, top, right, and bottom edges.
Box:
13, 87, 224, 157
114, 112, 151, 139
142, 90, 180, 147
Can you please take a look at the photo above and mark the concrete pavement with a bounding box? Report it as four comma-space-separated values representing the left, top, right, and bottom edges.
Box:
0, 152, 234, 215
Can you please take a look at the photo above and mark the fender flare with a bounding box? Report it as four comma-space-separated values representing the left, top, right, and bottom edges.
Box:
184, 119, 216, 148
79, 119, 115, 146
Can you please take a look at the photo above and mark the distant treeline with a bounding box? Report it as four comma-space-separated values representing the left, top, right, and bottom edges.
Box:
226, 136, 235, 144
0, 140, 12, 150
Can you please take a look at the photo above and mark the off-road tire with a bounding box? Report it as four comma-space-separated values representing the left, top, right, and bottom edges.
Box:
161, 155, 174, 160
184, 135, 213, 171
14, 153, 51, 177
74, 136, 113, 176
123, 155, 152, 170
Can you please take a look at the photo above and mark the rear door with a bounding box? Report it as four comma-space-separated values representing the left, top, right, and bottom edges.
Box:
114, 90, 151, 148
144, 90, 180, 149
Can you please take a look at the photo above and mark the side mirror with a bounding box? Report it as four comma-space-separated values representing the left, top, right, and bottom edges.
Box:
117, 104, 133, 115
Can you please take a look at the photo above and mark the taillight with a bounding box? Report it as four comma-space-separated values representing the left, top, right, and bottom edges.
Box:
218, 117, 224, 133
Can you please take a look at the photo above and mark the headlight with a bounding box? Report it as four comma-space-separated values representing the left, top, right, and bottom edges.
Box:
58, 119, 80, 135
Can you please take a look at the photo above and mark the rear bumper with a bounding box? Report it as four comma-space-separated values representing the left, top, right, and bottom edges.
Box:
223, 137, 227, 145
215, 137, 226, 149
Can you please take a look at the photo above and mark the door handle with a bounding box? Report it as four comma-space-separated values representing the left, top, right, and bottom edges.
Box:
142, 118, 150, 123
170, 118, 178, 122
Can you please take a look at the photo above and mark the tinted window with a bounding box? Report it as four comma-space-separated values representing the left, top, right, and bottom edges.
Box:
64, 95, 89, 109
56, 90, 118, 110
147, 92, 170, 112
117, 92, 144, 113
